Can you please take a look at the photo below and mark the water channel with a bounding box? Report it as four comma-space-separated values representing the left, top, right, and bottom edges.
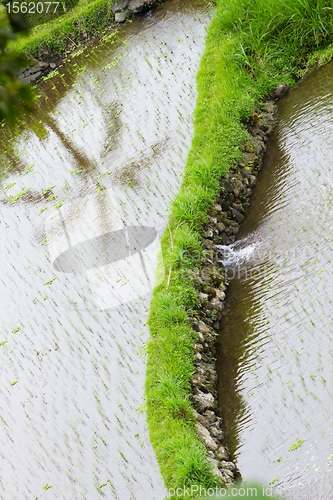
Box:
0, 1, 212, 498
216, 61, 333, 499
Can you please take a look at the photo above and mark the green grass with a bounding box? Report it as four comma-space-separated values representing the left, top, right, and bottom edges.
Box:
288, 439, 305, 451
146, 0, 333, 496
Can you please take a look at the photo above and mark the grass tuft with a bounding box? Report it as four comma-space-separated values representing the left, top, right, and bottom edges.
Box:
171, 186, 214, 229
165, 435, 219, 489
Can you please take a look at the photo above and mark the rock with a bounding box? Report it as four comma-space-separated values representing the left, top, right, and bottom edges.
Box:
214, 204, 222, 212
248, 175, 257, 187
207, 457, 224, 479
197, 332, 205, 343
203, 410, 217, 423
233, 178, 244, 191
193, 410, 209, 426
195, 352, 202, 361
192, 374, 207, 390
240, 168, 251, 178
223, 180, 234, 193
243, 152, 256, 166
198, 293, 209, 304
264, 100, 275, 113
49, 62, 57, 69
222, 468, 234, 479
128, 0, 146, 13
217, 446, 229, 461
194, 343, 203, 353
115, 9, 130, 21
112, 0, 129, 12
251, 136, 265, 155
273, 83, 290, 99
21, 75, 32, 84
196, 366, 207, 376
215, 289, 225, 301
203, 228, 213, 238
204, 333, 215, 346
198, 321, 211, 334
206, 367, 218, 384
207, 297, 224, 312
202, 239, 213, 249
265, 125, 274, 136
219, 232, 230, 245
261, 112, 275, 123
216, 222, 225, 233
196, 422, 218, 451
192, 391, 216, 413
220, 461, 236, 471
27, 62, 48, 76
26, 55, 38, 65
244, 143, 254, 153
30, 71, 42, 83
209, 422, 224, 440
231, 208, 244, 223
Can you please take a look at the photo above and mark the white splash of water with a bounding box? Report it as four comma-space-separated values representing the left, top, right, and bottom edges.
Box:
216, 241, 257, 266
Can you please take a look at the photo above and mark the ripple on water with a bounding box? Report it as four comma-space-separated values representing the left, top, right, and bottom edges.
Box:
0, 0, 213, 497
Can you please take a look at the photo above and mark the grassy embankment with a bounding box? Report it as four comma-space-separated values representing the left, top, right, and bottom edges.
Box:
146, 0, 333, 497
4, 0, 118, 57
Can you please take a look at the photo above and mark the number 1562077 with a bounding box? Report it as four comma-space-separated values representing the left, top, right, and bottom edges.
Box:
5, 2, 60, 14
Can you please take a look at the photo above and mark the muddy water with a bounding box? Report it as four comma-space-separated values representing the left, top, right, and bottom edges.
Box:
0, 2, 212, 498
216, 61, 333, 498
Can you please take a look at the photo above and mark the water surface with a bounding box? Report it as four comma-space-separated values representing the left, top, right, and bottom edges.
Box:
0, 1, 212, 498
216, 60, 333, 499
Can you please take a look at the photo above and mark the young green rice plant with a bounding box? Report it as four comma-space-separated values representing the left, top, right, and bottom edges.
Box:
164, 434, 220, 489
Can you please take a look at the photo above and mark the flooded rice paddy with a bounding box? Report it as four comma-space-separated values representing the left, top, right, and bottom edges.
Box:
216, 61, 333, 499
0, 1, 212, 498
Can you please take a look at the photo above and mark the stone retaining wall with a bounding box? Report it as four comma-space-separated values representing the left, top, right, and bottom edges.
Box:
17, 0, 166, 83
188, 82, 290, 487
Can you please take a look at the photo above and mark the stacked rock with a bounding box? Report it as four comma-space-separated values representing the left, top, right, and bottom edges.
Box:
189, 85, 289, 487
